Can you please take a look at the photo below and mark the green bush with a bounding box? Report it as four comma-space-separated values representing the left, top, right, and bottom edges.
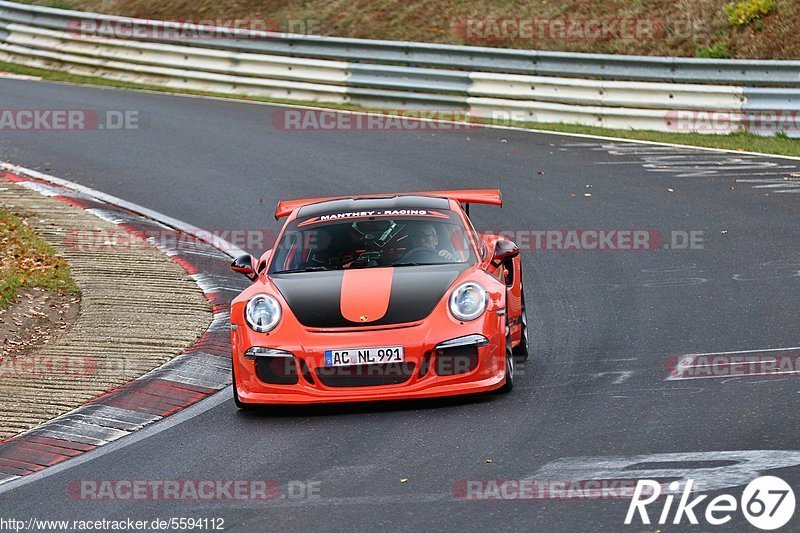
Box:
697, 41, 729, 58
725, 0, 776, 27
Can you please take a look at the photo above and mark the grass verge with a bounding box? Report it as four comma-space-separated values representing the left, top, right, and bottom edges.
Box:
1, 60, 799, 157
0, 209, 78, 308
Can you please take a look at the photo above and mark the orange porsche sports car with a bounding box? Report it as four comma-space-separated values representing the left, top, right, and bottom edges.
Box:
228, 190, 528, 407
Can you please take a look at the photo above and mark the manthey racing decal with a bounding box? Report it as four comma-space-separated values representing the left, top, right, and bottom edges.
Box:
298, 209, 450, 227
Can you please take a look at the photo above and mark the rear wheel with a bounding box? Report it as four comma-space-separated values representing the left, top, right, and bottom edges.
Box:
498, 335, 515, 393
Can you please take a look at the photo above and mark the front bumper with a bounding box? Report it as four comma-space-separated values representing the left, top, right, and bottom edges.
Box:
231, 314, 507, 405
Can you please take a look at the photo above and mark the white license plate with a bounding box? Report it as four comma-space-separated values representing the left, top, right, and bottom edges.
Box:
324, 346, 404, 367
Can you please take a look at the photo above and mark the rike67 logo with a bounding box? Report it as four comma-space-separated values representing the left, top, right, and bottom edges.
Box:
626, 476, 795, 530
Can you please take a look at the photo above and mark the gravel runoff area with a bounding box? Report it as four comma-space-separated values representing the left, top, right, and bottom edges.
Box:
0, 180, 211, 439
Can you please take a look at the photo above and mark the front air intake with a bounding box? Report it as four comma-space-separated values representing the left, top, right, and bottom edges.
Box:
254, 356, 300, 385
434, 345, 479, 376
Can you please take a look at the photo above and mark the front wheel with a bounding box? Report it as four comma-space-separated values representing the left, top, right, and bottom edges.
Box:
498, 335, 515, 393
512, 285, 530, 361
232, 362, 255, 411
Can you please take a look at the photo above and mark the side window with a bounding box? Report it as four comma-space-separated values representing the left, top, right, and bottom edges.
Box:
274, 232, 301, 271
503, 258, 515, 287
448, 227, 470, 262
462, 213, 485, 260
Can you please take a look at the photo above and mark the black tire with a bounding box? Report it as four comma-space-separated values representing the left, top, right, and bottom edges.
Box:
498, 335, 515, 393
231, 363, 255, 411
512, 285, 530, 361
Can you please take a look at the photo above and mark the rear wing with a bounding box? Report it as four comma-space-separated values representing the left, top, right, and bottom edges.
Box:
274, 189, 502, 219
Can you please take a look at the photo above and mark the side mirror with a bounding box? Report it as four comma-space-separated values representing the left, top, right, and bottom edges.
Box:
492, 239, 520, 266
231, 254, 258, 281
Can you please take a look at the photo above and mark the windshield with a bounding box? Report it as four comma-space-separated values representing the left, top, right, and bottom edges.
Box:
269, 211, 477, 273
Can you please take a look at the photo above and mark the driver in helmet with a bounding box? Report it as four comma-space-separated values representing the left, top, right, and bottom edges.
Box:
412, 224, 456, 261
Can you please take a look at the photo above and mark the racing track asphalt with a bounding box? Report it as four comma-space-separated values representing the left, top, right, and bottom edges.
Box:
0, 79, 799, 531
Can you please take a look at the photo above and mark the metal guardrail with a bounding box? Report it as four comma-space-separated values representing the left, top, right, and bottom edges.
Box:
0, 1, 798, 136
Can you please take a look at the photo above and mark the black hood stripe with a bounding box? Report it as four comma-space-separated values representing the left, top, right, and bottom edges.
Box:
271, 264, 467, 328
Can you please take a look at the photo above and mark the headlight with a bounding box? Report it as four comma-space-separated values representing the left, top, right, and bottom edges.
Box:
449, 282, 487, 321
245, 294, 282, 332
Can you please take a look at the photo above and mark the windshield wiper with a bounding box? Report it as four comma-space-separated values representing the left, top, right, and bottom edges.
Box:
390, 262, 424, 267
272, 266, 331, 274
